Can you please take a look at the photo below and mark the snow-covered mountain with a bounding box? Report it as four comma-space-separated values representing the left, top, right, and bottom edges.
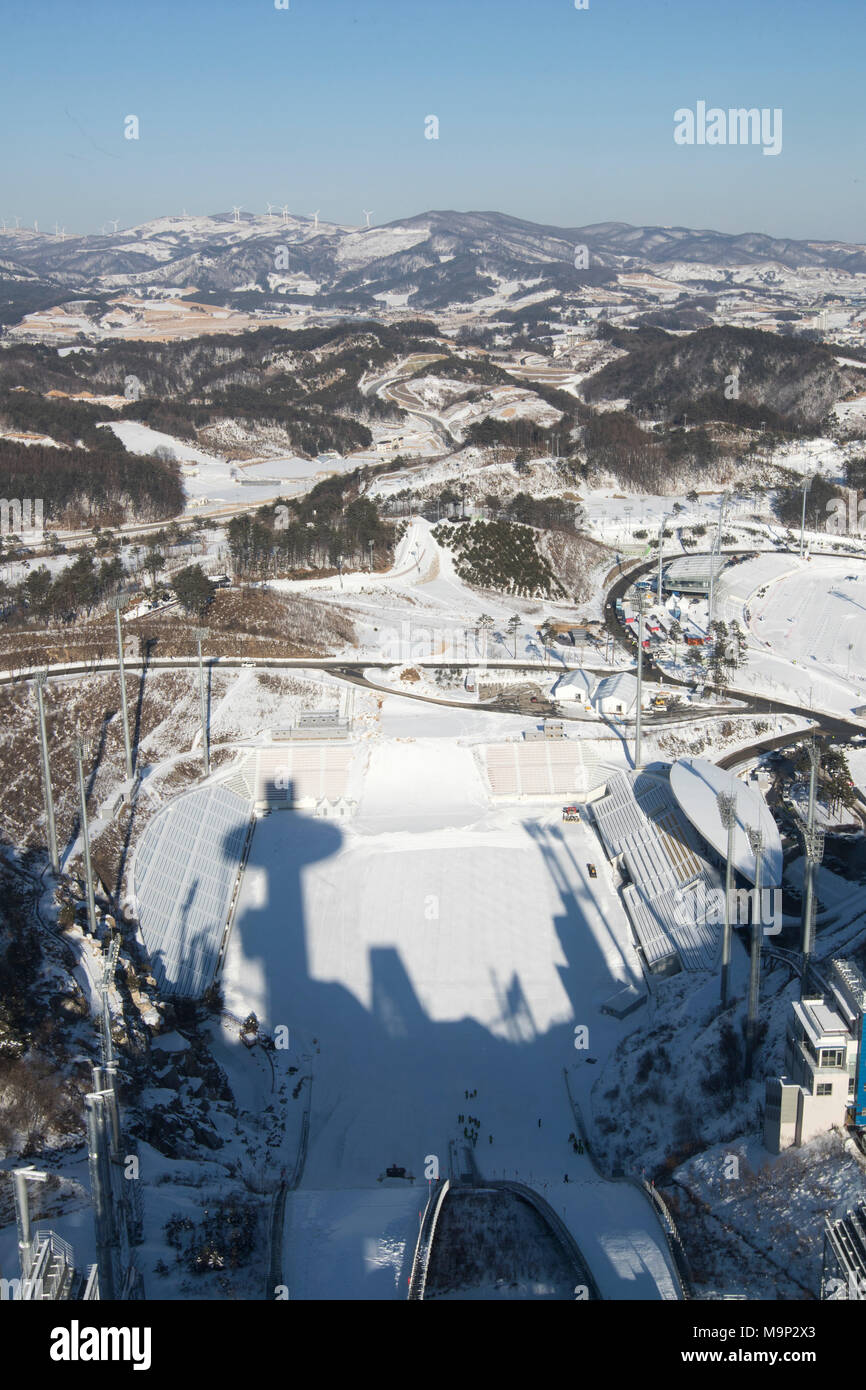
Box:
2, 209, 865, 315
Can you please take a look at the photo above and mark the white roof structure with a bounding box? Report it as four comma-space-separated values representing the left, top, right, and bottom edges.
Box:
593, 672, 638, 713
552, 669, 595, 700
669, 756, 783, 887
663, 554, 728, 591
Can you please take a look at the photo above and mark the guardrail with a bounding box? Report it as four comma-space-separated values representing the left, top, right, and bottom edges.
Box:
407, 1179, 450, 1300
485, 1179, 602, 1299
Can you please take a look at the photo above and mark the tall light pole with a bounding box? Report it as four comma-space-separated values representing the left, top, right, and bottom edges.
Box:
110, 594, 134, 780
634, 590, 645, 771
74, 738, 98, 937
800, 740, 824, 990
34, 670, 59, 874
745, 826, 764, 1076
657, 513, 667, 601
799, 474, 813, 559
717, 791, 737, 1010
194, 628, 210, 778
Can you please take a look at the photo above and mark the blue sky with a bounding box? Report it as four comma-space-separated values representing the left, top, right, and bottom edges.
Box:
1, 0, 863, 241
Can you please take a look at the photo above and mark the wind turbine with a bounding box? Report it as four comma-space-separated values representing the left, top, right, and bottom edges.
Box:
311, 210, 320, 230
109, 218, 119, 233
266, 202, 276, 220
33, 220, 38, 233
362, 209, 373, 229
13, 215, 20, 229
232, 205, 242, 223
54, 222, 60, 237
281, 205, 290, 225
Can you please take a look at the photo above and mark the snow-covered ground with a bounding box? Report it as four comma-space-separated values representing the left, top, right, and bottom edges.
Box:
99, 420, 356, 514
715, 552, 866, 715
219, 712, 679, 1299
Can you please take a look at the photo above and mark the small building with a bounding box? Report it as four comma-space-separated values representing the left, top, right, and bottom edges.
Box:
593, 672, 639, 717
552, 669, 595, 706
764, 957, 866, 1153
662, 554, 729, 595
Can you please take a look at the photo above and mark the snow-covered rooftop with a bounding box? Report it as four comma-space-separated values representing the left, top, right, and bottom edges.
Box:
669, 756, 783, 887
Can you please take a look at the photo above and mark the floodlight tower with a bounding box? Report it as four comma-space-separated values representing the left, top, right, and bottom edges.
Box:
34, 670, 59, 874
800, 740, 825, 989
717, 790, 738, 1010
110, 594, 134, 780
657, 513, 667, 601
745, 825, 764, 1075
194, 628, 210, 777
74, 738, 98, 937
633, 589, 645, 771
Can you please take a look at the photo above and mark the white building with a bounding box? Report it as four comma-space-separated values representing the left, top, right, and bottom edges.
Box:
552, 669, 595, 708
764, 957, 866, 1152
593, 672, 640, 717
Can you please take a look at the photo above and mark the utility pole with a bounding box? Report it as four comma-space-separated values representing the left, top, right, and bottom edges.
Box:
745, 826, 764, 1076
110, 594, 134, 780
34, 670, 59, 874
800, 740, 825, 990
634, 590, 645, 771
194, 628, 210, 778
74, 738, 98, 937
717, 791, 737, 1010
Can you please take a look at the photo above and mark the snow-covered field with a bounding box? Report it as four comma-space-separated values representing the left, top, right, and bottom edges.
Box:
716, 552, 866, 714
100, 420, 355, 513
214, 702, 682, 1299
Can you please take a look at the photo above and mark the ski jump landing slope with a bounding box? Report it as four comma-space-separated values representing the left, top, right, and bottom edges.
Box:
221, 728, 680, 1300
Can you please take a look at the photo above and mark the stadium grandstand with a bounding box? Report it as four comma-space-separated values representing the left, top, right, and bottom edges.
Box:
479, 738, 608, 800
223, 744, 356, 811
590, 769, 722, 974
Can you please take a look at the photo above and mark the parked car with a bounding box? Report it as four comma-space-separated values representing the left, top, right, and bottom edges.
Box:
562, 806, 581, 822
587, 863, 598, 879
